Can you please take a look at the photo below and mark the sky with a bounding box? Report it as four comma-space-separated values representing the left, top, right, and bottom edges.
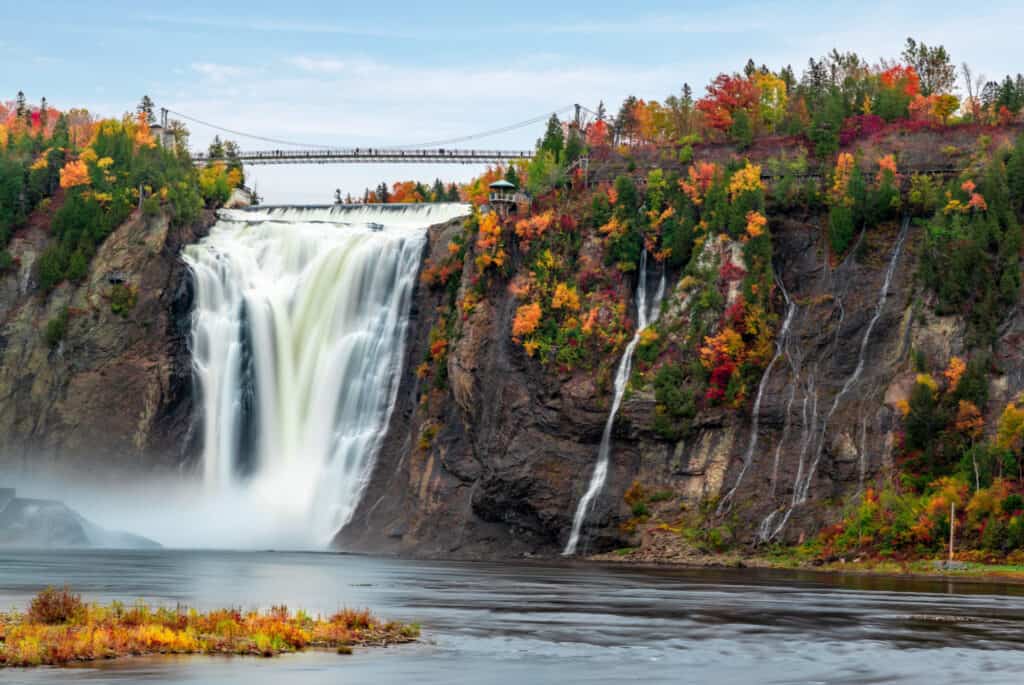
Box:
3, 0, 1023, 204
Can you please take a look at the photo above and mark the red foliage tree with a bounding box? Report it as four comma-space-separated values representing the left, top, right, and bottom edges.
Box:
695, 74, 759, 132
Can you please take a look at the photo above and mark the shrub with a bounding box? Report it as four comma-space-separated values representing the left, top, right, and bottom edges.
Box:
631, 501, 650, 518
110, 284, 137, 316
28, 586, 84, 624
828, 204, 855, 257
653, 363, 697, 440
44, 308, 68, 348
1003, 493, 1024, 515
142, 194, 161, 217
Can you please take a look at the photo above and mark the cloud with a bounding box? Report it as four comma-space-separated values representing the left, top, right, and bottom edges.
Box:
285, 56, 377, 75
144, 14, 431, 39
191, 62, 251, 83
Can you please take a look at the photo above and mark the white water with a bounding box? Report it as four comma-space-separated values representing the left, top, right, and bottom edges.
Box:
718, 277, 797, 512
182, 203, 469, 547
563, 252, 666, 556
762, 218, 910, 541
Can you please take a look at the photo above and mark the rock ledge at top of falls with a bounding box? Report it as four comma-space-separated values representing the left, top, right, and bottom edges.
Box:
0, 487, 160, 549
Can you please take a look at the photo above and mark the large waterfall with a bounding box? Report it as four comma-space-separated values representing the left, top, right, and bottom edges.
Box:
183, 203, 469, 547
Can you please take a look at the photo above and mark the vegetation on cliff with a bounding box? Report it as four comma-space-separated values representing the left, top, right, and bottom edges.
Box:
0, 94, 241, 291
404, 36, 1024, 562
0, 587, 418, 667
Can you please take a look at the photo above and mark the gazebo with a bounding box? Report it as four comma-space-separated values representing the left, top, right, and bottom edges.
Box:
488, 179, 528, 218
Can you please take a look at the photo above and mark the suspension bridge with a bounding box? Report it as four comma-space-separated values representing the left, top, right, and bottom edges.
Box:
164, 105, 597, 167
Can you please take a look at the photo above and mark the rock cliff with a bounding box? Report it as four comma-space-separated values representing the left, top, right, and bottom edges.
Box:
0, 204, 215, 472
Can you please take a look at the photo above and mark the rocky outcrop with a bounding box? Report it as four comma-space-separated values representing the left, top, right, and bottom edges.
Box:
0, 487, 159, 548
0, 206, 215, 472
339, 207, 974, 558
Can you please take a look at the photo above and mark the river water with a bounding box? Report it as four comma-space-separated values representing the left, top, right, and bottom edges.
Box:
1, 550, 1023, 684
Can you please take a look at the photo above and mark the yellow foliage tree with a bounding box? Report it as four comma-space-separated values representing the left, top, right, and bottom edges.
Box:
831, 153, 856, 205
752, 72, 788, 132
996, 401, 1024, 453
551, 282, 580, 312
727, 162, 763, 200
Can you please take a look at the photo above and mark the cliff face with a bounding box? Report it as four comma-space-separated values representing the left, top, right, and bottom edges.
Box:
340, 202, 1016, 559
0, 205, 214, 472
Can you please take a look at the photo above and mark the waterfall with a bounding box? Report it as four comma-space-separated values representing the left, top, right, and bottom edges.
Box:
183, 203, 469, 547
718, 277, 796, 512
761, 217, 910, 541
563, 251, 666, 556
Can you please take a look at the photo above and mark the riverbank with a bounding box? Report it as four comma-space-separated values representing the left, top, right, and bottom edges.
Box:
590, 545, 1024, 584
0, 587, 418, 668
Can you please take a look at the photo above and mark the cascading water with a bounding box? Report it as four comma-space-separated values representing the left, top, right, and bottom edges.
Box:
563, 251, 666, 556
718, 276, 797, 512
183, 203, 470, 547
761, 217, 910, 541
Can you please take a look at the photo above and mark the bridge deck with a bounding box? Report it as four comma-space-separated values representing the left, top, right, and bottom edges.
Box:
193, 148, 534, 165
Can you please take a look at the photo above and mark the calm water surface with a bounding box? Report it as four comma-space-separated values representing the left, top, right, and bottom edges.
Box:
1, 550, 1023, 684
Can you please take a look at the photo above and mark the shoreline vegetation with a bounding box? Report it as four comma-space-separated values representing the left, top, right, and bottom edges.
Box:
591, 548, 1024, 584
0, 587, 419, 668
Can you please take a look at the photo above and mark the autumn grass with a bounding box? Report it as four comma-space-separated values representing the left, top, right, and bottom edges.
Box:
0, 587, 419, 668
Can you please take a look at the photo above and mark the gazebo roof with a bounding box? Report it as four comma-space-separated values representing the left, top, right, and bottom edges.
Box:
489, 179, 516, 189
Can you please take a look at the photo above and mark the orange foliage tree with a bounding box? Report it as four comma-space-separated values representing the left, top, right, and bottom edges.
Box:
512, 302, 542, 342
59, 159, 90, 188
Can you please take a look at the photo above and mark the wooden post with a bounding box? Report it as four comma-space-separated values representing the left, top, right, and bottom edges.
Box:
949, 502, 955, 562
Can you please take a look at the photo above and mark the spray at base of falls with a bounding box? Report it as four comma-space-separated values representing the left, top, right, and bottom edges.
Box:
183, 203, 469, 548
563, 252, 666, 556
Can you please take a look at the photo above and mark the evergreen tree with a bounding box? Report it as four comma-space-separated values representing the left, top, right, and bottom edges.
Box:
431, 178, 446, 202
729, 108, 753, 150
15, 91, 26, 119
504, 165, 520, 188
39, 97, 48, 131
1007, 135, 1024, 214
563, 128, 584, 163
538, 114, 564, 161
50, 113, 69, 149
809, 89, 844, 157
137, 95, 156, 124
207, 135, 225, 160
446, 183, 461, 202
614, 96, 638, 144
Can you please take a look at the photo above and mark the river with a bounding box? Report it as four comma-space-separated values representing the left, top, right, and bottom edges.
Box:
1, 550, 1023, 683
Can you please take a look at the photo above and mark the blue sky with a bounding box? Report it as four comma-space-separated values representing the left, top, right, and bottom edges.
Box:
3, 1, 1022, 203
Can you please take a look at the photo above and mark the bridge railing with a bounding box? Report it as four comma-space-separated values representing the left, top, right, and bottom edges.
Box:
192, 148, 535, 165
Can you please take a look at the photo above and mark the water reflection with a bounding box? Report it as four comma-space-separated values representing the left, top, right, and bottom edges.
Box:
1, 550, 1023, 684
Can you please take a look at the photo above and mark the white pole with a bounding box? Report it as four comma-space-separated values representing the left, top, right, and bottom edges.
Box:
949, 502, 955, 562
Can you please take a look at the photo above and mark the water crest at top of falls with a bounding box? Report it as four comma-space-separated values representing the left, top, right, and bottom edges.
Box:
183, 203, 469, 548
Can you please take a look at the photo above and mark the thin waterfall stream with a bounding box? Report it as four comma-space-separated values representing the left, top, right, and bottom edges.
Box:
564, 251, 666, 556
762, 217, 910, 541
183, 203, 469, 547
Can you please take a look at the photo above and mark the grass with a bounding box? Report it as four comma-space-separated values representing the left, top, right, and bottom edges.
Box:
0, 587, 420, 668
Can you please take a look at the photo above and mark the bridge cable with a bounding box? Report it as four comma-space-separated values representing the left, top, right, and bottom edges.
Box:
166, 105, 576, 151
